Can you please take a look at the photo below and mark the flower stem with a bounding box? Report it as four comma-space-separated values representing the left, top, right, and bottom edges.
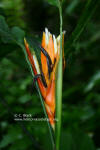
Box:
55, 1, 63, 150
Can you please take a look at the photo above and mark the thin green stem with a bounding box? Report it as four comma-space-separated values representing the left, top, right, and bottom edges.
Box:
55, 1, 63, 150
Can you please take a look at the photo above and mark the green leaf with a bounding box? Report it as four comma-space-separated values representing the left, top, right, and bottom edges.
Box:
85, 71, 100, 92
65, 0, 99, 55
11, 26, 25, 46
0, 15, 13, 43
66, 0, 79, 14
45, 0, 58, 7
0, 15, 25, 58
18, 94, 31, 103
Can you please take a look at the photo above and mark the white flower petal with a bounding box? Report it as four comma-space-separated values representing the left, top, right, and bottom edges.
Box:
33, 55, 40, 74
45, 28, 49, 45
53, 35, 57, 54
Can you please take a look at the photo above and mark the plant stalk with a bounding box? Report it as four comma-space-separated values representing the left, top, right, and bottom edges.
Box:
55, 1, 63, 150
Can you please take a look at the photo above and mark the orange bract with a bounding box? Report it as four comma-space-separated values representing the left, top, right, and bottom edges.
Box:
24, 28, 65, 130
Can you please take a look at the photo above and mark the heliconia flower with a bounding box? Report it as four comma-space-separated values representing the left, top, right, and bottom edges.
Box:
24, 28, 65, 130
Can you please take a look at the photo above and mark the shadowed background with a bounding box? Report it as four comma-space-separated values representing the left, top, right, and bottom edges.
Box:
0, 0, 100, 150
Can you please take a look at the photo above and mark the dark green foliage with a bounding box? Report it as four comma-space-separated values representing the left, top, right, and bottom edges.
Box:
65, 0, 99, 55
0, 15, 25, 60
0, 0, 100, 150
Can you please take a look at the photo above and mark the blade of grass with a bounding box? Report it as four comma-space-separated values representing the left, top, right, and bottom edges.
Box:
65, 0, 99, 55
55, 0, 63, 150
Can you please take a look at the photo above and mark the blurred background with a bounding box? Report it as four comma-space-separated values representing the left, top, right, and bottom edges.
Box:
0, 0, 100, 150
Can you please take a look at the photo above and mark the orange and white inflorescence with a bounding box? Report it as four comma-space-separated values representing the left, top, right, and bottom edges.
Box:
24, 28, 65, 130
